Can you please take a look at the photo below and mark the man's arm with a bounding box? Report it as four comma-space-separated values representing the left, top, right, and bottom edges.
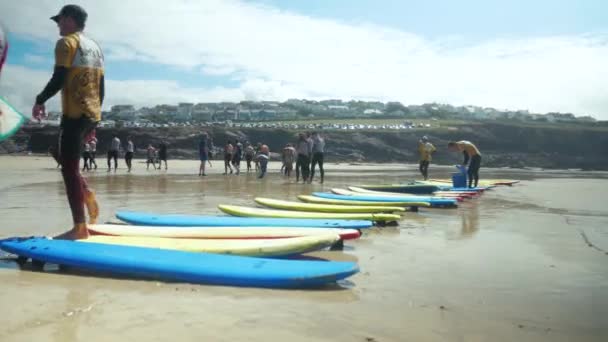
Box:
462, 151, 470, 165
33, 38, 75, 120
100, 75, 105, 105
35, 66, 67, 105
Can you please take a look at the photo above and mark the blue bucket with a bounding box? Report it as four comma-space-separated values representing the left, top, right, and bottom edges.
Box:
452, 165, 467, 188
452, 173, 466, 188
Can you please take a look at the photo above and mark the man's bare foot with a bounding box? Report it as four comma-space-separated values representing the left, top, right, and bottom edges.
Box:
84, 190, 99, 224
53, 223, 90, 240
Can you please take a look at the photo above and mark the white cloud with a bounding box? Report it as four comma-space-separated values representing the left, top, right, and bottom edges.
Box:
0, 65, 60, 116
1, 0, 607, 118
0, 64, 245, 115
23, 53, 49, 64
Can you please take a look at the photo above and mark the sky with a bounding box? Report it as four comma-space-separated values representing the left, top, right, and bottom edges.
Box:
1, 0, 607, 119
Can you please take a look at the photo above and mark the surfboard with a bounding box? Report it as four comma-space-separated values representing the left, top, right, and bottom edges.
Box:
83, 234, 341, 257
254, 197, 406, 213
0, 97, 27, 142
358, 183, 489, 193
297, 195, 431, 207
218, 205, 401, 222
357, 183, 440, 194
428, 179, 520, 186
314, 192, 458, 208
329, 189, 458, 207
347, 187, 472, 200
0, 237, 359, 288
116, 211, 373, 229
89, 224, 362, 240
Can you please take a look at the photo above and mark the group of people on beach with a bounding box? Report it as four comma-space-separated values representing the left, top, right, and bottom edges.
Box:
197, 133, 263, 177
418, 136, 482, 188
77, 134, 168, 172
283, 131, 325, 183
67, 130, 328, 184
197, 131, 326, 182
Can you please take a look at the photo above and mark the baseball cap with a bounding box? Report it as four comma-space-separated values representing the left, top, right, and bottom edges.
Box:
50, 4, 88, 27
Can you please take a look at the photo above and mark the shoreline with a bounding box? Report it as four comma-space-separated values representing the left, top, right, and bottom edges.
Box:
2, 154, 607, 175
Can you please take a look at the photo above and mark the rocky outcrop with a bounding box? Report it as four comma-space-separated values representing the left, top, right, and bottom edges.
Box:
3, 122, 608, 170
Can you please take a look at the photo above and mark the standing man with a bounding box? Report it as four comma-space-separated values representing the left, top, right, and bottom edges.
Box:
418, 136, 436, 180
232, 140, 243, 175
244, 141, 255, 172
107, 134, 120, 171
295, 133, 311, 183
125, 136, 134, 172
157, 140, 168, 170
282, 143, 296, 178
448, 140, 482, 188
198, 132, 210, 176
309, 132, 325, 184
88, 136, 98, 169
146, 144, 157, 170
82, 140, 91, 171
223, 140, 234, 175
31, 5, 104, 239
257, 144, 270, 179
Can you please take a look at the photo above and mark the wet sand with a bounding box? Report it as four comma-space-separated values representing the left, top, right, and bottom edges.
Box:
1, 155, 607, 342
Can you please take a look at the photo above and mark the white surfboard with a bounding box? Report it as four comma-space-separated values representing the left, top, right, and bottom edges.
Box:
0, 97, 27, 142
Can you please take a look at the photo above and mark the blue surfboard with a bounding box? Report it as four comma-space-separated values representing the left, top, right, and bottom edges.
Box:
116, 211, 373, 229
0, 237, 359, 288
358, 184, 440, 194
312, 193, 457, 208
436, 186, 491, 192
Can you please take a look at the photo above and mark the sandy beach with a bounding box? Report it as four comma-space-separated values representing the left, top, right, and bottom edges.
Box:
0, 155, 607, 342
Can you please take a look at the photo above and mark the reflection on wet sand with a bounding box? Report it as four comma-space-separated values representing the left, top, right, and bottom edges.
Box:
52, 289, 92, 342
459, 202, 480, 238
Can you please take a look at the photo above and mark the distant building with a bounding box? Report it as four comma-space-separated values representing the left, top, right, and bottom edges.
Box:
285, 99, 304, 106
276, 109, 297, 120
108, 105, 137, 121
176, 102, 194, 121
111, 105, 135, 114
366, 101, 385, 110
251, 109, 277, 121
262, 101, 280, 108
327, 105, 349, 111
528, 114, 544, 121
577, 116, 597, 123
237, 109, 252, 121
320, 99, 344, 106
546, 112, 576, 123
363, 109, 383, 115
192, 104, 213, 122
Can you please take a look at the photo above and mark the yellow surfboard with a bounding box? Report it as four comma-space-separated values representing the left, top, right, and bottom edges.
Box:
255, 197, 406, 213
83, 234, 340, 257
218, 205, 401, 222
